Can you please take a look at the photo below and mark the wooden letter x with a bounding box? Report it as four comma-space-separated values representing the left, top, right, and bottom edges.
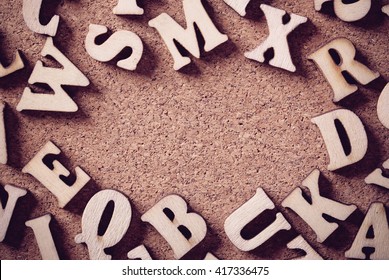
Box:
245, 4, 307, 72
223, 0, 251, 16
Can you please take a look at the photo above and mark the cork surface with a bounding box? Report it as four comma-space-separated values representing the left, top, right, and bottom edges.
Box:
0, 0, 388, 260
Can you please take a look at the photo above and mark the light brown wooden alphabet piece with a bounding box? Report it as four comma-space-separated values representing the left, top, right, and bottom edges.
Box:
311, 109, 368, 171
113, 0, 144, 15
0, 50, 24, 78
314, 0, 371, 22
75, 189, 132, 260
127, 245, 152, 260
377, 83, 389, 129
223, 0, 251, 16
85, 24, 143, 71
309, 38, 379, 102
141, 194, 207, 259
204, 252, 219, 260
224, 188, 291, 251
17, 37, 89, 112
383, 5, 389, 16
0, 102, 7, 164
345, 202, 389, 259
365, 158, 389, 190
22, 0, 60, 36
25, 214, 60, 260
22, 141, 91, 208
245, 4, 307, 72
282, 169, 357, 243
149, 0, 228, 70
287, 235, 323, 260
0, 185, 27, 242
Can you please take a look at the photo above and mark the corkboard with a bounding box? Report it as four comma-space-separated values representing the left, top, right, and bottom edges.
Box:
0, 0, 388, 260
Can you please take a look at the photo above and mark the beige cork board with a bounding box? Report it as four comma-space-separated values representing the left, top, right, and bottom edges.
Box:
0, 0, 388, 260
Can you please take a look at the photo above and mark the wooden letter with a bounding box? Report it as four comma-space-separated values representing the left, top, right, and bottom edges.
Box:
345, 203, 389, 259
282, 169, 357, 243
308, 38, 379, 102
75, 190, 132, 260
22, 141, 90, 208
0, 50, 24, 78
141, 195, 207, 259
204, 252, 219, 260
17, 37, 89, 112
127, 245, 152, 260
314, 0, 371, 22
0, 102, 7, 164
25, 214, 59, 260
287, 235, 323, 260
365, 158, 389, 190
377, 83, 389, 129
223, 0, 251, 16
383, 5, 389, 16
85, 24, 143, 71
113, 0, 144, 15
245, 5, 307, 72
22, 0, 60, 36
148, 0, 228, 70
224, 188, 291, 251
0, 185, 27, 242
311, 109, 368, 171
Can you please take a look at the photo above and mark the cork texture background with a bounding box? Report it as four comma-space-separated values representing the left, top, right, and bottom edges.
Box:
0, 0, 388, 260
